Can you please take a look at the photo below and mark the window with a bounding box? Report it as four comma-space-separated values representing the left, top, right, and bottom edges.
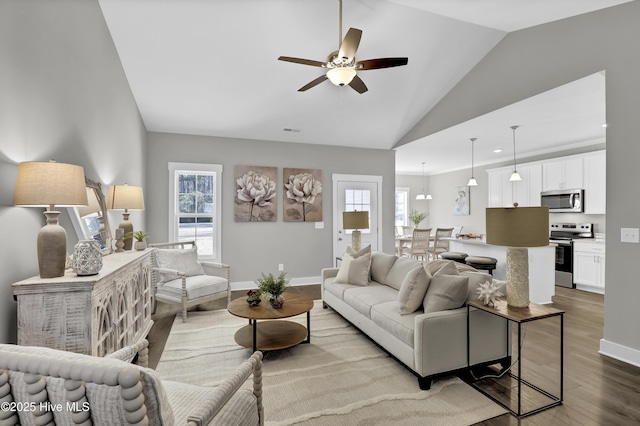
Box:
345, 188, 371, 234
168, 162, 222, 261
395, 187, 409, 226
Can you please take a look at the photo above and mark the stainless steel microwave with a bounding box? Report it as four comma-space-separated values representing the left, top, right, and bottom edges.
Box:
540, 189, 584, 213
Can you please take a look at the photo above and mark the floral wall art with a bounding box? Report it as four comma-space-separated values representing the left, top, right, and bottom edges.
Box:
453, 185, 470, 216
283, 168, 323, 222
235, 165, 277, 222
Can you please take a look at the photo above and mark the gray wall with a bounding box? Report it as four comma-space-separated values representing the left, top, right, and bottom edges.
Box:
146, 132, 396, 285
0, 0, 146, 343
399, 2, 640, 363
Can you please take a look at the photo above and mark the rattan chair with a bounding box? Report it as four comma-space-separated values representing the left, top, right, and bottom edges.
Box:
409, 228, 432, 261
426, 228, 454, 261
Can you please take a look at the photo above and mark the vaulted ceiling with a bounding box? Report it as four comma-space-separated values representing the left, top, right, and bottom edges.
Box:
98, 0, 626, 174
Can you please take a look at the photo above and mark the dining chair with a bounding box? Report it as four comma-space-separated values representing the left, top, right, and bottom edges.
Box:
409, 228, 432, 261
426, 228, 454, 261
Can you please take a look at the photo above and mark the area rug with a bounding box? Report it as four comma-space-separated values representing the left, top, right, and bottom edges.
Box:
155, 301, 507, 425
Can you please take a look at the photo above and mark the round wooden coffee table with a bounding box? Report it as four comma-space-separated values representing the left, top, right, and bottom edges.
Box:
227, 292, 314, 352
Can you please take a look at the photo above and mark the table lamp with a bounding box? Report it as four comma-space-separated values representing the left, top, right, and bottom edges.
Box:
107, 184, 144, 250
13, 161, 88, 278
486, 206, 549, 307
343, 211, 369, 252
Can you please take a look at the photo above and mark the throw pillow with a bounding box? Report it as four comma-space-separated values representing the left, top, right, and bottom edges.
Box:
397, 266, 432, 315
345, 244, 371, 258
461, 271, 493, 301
335, 251, 371, 286
432, 260, 459, 277
425, 259, 477, 275
423, 274, 469, 313
154, 247, 205, 284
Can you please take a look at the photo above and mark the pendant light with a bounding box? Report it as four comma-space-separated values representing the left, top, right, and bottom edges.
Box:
467, 137, 478, 186
416, 162, 426, 200
509, 125, 522, 182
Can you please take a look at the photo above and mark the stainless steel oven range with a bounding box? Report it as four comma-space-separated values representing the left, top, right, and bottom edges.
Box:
549, 223, 594, 288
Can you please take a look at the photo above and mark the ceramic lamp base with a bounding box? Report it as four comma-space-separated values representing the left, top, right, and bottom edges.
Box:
506, 247, 529, 308
37, 210, 67, 278
351, 230, 362, 252
119, 212, 133, 250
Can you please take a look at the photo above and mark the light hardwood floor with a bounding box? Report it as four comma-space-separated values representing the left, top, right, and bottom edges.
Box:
148, 286, 640, 425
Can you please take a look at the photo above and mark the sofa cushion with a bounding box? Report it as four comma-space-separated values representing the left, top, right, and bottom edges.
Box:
324, 277, 361, 301
371, 301, 417, 347
433, 260, 459, 277
154, 247, 205, 284
343, 283, 398, 318
384, 257, 423, 291
397, 266, 431, 315
335, 251, 371, 286
370, 252, 397, 283
423, 274, 469, 313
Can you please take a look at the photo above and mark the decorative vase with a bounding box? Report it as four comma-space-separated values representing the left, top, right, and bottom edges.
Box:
247, 298, 262, 307
269, 294, 284, 309
134, 240, 147, 251
72, 239, 103, 276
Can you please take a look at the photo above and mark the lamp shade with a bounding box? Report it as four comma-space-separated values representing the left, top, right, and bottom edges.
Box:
13, 161, 88, 207
78, 187, 101, 217
107, 184, 144, 210
486, 206, 549, 247
343, 211, 369, 230
327, 67, 356, 86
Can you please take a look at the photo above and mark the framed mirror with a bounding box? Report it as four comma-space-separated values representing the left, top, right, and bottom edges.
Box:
69, 177, 113, 255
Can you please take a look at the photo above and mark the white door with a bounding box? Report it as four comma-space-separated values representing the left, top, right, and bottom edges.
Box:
333, 175, 382, 261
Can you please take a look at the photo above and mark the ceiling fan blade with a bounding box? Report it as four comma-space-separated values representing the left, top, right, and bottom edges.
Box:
348, 75, 368, 94
356, 57, 408, 70
298, 75, 328, 92
278, 56, 327, 68
337, 28, 362, 63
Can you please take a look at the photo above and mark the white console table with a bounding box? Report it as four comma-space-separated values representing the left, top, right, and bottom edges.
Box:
12, 250, 153, 357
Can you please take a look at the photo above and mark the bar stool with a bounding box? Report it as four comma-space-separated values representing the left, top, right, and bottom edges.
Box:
465, 256, 497, 275
440, 252, 468, 264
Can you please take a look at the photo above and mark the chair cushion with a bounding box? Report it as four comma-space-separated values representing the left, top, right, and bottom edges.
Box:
154, 247, 205, 284
397, 266, 431, 315
335, 251, 371, 286
157, 275, 228, 302
423, 274, 469, 313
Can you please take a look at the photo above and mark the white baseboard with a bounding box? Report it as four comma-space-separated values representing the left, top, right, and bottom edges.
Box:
599, 339, 640, 368
231, 276, 321, 291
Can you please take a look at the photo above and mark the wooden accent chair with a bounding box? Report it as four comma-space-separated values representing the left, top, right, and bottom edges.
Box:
409, 228, 432, 261
0, 340, 264, 425
426, 228, 454, 261
150, 241, 231, 322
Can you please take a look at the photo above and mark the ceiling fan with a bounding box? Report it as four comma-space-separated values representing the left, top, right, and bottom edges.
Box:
277, 0, 408, 94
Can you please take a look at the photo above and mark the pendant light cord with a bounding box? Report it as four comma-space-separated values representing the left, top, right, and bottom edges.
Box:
511, 125, 519, 171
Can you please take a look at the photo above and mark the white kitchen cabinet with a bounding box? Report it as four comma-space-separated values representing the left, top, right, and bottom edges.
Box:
583, 151, 606, 214
487, 164, 542, 207
573, 240, 605, 293
543, 157, 583, 191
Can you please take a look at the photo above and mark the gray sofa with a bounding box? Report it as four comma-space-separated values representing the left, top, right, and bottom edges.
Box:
322, 251, 510, 389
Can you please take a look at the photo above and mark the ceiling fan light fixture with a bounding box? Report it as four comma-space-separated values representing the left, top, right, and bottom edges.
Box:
327, 67, 356, 86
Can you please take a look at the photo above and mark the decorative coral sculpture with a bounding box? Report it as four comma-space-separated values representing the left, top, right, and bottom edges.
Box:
477, 281, 504, 307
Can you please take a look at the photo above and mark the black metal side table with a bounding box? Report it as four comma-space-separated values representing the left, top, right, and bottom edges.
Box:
467, 299, 564, 417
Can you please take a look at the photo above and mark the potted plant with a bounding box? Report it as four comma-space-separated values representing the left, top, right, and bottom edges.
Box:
255, 272, 288, 308
408, 209, 428, 227
246, 289, 262, 306
126, 230, 149, 251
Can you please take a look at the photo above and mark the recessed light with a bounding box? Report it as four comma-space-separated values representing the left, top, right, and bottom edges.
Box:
283, 128, 301, 133
602, 123, 608, 128
493, 148, 503, 153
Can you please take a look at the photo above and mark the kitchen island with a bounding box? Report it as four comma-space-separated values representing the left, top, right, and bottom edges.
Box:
447, 238, 556, 304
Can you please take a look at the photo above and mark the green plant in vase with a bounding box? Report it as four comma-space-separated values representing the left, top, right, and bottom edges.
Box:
408, 209, 428, 227
246, 289, 262, 306
255, 272, 288, 308
126, 230, 149, 251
